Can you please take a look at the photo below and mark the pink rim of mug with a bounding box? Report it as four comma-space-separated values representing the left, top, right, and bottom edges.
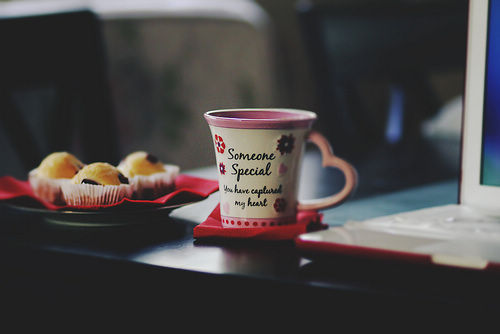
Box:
204, 108, 317, 129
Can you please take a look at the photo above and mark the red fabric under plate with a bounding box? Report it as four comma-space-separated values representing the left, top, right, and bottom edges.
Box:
193, 203, 327, 241
0, 174, 219, 211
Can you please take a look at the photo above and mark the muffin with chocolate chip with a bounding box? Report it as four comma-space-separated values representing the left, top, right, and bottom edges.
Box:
29, 152, 85, 204
62, 162, 133, 206
117, 151, 179, 199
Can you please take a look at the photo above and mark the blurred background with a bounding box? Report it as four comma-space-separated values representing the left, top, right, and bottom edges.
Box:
0, 0, 468, 199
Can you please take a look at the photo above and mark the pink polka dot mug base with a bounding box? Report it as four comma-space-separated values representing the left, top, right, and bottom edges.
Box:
204, 108, 358, 228
220, 216, 297, 229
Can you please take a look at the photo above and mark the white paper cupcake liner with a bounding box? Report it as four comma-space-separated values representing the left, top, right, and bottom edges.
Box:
61, 182, 133, 207
126, 164, 180, 199
28, 169, 71, 205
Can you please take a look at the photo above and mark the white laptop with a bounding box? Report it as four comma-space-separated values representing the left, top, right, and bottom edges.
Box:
297, 0, 500, 270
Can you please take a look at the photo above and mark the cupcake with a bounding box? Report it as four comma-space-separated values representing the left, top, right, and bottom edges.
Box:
29, 152, 85, 204
117, 151, 179, 199
62, 162, 133, 206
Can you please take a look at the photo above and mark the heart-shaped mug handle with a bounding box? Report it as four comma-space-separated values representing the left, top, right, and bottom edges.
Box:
297, 131, 358, 211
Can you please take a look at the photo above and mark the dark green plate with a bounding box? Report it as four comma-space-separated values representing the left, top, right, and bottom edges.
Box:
6, 201, 200, 227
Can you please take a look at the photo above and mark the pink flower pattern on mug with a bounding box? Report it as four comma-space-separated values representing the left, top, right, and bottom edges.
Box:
278, 163, 288, 176
273, 198, 287, 213
214, 134, 225, 154
219, 162, 226, 175
276, 134, 295, 155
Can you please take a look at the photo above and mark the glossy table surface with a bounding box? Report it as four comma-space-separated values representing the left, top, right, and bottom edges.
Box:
1, 156, 499, 321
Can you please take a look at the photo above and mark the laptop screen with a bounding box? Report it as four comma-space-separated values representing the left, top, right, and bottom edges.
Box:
481, 0, 500, 185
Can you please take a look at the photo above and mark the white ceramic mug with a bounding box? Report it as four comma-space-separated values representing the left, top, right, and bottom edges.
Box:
204, 109, 357, 228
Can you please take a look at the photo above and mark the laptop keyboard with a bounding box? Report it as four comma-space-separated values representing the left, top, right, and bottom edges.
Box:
348, 204, 500, 241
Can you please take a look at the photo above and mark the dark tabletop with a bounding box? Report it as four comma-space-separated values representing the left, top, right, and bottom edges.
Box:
1, 155, 498, 323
